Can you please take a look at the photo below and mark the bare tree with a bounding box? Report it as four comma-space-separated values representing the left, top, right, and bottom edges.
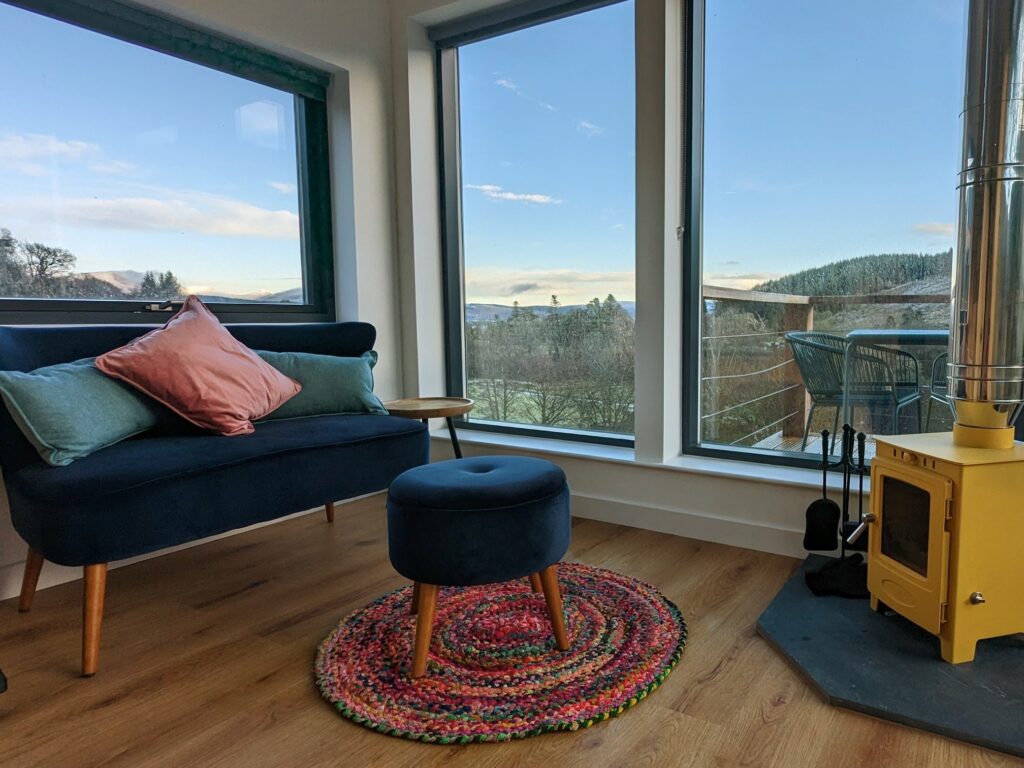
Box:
19, 242, 76, 289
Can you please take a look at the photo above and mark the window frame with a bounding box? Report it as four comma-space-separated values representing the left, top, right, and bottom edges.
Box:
681, 0, 825, 471
0, 0, 335, 324
433, 0, 636, 449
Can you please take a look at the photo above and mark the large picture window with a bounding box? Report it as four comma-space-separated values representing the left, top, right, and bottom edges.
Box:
689, 0, 964, 463
437, 0, 636, 443
0, 0, 333, 323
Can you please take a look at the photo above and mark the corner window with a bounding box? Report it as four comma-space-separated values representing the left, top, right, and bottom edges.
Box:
689, 0, 964, 463
0, 0, 333, 323
436, 0, 636, 444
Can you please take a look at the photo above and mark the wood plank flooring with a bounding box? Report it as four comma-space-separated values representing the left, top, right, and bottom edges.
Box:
0, 495, 1018, 767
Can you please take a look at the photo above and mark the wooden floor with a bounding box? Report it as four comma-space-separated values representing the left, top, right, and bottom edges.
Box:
1, 496, 1019, 768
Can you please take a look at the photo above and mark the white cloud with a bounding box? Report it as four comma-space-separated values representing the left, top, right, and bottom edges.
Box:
495, 78, 523, 95
577, 120, 604, 137
0, 132, 139, 178
268, 181, 297, 194
466, 184, 561, 205
0, 132, 98, 176
0, 191, 299, 240
704, 272, 783, 290
465, 266, 634, 305
494, 76, 557, 112
91, 160, 137, 175
913, 222, 955, 237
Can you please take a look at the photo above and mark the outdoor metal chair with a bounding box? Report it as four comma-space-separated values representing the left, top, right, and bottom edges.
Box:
925, 351, 955, 430
786, 332, 922, 450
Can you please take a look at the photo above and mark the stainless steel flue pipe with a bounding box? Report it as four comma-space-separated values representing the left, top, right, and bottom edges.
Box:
949, 0, 1024, 431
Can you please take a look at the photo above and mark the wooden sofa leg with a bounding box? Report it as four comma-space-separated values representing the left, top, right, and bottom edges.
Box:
529, 573, 543, 593
325, 501, 335, 523
410, 582, 421, 615
539, 565, 570, 651
19, 547, 44, 612
411, 584, 438, 679
82, 564, 108, 677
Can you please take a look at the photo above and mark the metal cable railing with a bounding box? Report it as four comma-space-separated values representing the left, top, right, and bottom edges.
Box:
702, 357, 793, 382
729, 411, 801, 446
701, 384, 801, 421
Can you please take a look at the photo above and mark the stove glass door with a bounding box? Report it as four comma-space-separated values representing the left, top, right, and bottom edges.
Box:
880, 477, 930, 576
868, 460, 952, 635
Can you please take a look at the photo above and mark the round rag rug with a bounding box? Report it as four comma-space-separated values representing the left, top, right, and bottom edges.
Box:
314, 562, 687, 743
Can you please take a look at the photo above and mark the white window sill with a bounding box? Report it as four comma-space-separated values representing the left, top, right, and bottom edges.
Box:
430, 428, 861, 493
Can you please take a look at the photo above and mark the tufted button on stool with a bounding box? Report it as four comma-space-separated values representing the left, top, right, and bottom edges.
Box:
386, 455, 571, 678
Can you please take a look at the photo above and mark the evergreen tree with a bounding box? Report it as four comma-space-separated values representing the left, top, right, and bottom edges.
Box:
0, 228, 23, 296
136, 271, 160, 298
158, 271, 184, 298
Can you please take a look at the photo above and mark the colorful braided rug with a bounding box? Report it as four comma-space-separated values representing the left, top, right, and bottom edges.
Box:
314, 562, 687, 743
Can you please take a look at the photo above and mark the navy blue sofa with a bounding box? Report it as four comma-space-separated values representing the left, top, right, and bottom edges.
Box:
0, 322, 429, 675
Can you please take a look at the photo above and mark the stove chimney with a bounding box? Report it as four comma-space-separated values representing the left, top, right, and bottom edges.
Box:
948, 0, 1024, 449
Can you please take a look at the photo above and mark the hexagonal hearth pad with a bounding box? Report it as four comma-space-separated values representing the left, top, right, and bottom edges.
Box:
757, 555, 1024, 759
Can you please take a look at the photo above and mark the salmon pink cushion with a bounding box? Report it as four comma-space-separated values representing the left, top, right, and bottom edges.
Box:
96, 296, 301, 436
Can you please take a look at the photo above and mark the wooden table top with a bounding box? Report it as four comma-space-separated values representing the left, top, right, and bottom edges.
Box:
384, 397, 475, 419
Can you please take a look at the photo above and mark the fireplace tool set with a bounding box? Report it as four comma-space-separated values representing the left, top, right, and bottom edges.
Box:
803, 425, 869, 598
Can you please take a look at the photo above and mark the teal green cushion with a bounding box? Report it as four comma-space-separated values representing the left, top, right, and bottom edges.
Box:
257, 350, 388, 420
0, 358, 161, 467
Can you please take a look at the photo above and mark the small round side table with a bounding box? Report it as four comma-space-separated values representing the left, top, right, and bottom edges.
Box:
384, 397, 474, 458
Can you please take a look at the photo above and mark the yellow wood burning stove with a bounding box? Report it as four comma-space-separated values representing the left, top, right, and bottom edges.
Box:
868, 432, 1024, 663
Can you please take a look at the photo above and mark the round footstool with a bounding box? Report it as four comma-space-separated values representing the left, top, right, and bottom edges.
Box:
387, 455, 571, 678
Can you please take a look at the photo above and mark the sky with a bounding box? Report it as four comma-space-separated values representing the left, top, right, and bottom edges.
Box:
460, 0, 965, 305
0, 2, 302, 298
459, 0, 636, 306
0, 0, 966, 304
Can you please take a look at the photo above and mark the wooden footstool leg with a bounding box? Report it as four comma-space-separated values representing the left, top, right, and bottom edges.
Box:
411, 583, 438, 678
539, 565, 570, 651
529, 573, 542, 593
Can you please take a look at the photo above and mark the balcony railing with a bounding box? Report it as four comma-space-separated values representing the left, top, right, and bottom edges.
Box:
701, 286, 951, 451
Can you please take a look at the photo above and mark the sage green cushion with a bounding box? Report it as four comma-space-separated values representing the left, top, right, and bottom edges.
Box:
0, 358, 161, 467
257, 350, 388, 420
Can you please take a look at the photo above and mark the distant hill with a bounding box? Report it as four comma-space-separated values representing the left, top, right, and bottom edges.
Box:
752, 250, 952, 296
262, 287, 303, 303
467, 300, 636, 324
81, 270, 303, 304
79, 270, 145, 293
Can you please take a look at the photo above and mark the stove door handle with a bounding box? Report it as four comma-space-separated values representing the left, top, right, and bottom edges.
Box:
845, 513, 877, 545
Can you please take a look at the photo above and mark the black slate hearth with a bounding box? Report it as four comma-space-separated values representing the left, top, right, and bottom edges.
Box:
757, 555, 1024, 758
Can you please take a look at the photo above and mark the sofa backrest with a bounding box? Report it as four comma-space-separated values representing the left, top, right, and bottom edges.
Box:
0, 321, 377, 471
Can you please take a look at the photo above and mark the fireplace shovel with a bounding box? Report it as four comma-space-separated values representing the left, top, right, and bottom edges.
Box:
803, 430, 840, 551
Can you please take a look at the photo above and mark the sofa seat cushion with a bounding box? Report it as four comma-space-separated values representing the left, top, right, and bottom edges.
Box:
9, 415, 428, 566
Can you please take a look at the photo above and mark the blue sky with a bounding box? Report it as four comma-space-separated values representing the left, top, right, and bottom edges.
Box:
460, 0, 965, 304
459, 0, 636, 306
1, 0, 965, 303
0, 2, 301, 297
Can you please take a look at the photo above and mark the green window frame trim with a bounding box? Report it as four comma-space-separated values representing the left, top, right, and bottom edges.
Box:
0, 0, 336, 324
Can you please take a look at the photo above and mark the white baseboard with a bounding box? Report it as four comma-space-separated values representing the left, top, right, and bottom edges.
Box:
570, 492, 806, 559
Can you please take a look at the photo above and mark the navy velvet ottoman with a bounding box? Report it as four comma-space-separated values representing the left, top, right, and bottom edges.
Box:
386, 455, 571, 677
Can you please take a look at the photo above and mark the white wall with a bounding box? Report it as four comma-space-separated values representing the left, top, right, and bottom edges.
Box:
1, 0, 831, 602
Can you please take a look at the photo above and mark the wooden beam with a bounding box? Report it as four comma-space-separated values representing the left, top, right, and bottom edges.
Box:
703, 285, 810, 305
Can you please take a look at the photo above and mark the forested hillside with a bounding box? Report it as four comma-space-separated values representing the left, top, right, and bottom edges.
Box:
753, 250, 952, 296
